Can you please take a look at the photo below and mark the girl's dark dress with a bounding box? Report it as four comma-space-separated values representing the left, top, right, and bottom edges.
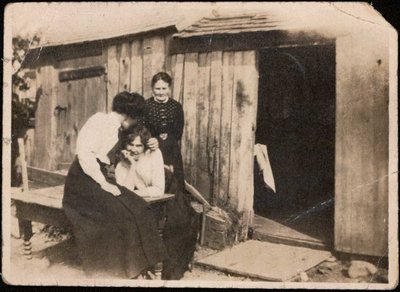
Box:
145, 97, 199, 280
62, 155, 168, 278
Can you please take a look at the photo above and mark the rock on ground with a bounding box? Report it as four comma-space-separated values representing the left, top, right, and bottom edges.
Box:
348, 260, 378, 279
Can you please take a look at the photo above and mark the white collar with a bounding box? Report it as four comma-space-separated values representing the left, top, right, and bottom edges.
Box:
153, 96, 169, 104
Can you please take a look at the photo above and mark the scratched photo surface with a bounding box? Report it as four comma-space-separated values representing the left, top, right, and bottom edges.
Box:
2, 2, 398, 289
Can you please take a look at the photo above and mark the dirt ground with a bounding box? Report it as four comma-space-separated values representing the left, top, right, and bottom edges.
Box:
6, 208, 388, 285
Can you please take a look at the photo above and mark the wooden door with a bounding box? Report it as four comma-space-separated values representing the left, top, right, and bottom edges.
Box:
55, 68, 107, 167
335, 29, 389, 257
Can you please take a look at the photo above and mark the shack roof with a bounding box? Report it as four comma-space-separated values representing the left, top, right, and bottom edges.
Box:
174, 13, 282, 38
21, 3, 392, 52
173, 4, 393, 39
30, 18, 185, 50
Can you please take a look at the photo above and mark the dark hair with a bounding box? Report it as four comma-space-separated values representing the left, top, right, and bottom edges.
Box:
112, 91, 145, 119
120, 125, 152, 152
151, 72, 172, 88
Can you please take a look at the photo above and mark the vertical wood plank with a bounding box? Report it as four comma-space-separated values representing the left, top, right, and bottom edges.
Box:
219, 51, 235, 206
228, 52, 241, 211
237, 51, 258, 229
32, 68, 42, 168
172, 54, 185, 103
68, 79, 82, 160
209, 51, 223, 205
86, 76, 107, 117
33, 67, 44, 168
55, 81, 68, 165
119, 42, 131, 92
152, 35, 166, 74
229, 51, 258, 239
107, 45, 120, 111
80, 79, 88, 131
130, 39, 143, 95
169, 54, 177, 97
35, 65, 58, 170
142, 36, 165, 98
335, 29, 389, 257
164, 34, 173, 75
195, 52, 212, 200
64, 81, 75, 162
47, 65, 58, 171
182, 53, 198, 185
142, 37, 153, 98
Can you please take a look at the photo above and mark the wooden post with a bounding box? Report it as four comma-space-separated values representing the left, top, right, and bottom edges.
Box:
17, 138, 28, 192
19, 219, 33, 260
200, 204, 210, 246
17, 138, 33, 259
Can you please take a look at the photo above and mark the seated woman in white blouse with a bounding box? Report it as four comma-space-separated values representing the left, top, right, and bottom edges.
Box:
62, 92, 167, 279
115, 126, 165, 198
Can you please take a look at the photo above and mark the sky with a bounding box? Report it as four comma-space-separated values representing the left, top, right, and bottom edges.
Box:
6, 2, 392, 46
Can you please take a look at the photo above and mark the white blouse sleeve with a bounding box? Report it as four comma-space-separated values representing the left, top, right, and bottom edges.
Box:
76, 113, 108, 187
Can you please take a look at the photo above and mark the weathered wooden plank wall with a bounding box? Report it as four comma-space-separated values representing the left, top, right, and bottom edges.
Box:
172, 50, 259, 229
142, 36, 166, 98
54, 54, 107, 166
196, 53, 211, 197
106, 33, 172, 111
107, 45, 120, 111
219, 52, 235, 207
32, 32, 173, 169
182, 53, 199, 185
130, 40, 143, 94
119, 43, 131, 92
232, 51, 258, 233
32, 64, 58, 170
209, 51, 223, 206
171, 54, 185, 103
335, 27, 389, 257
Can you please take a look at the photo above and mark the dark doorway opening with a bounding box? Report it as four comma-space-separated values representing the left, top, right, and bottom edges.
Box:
254, 44, 336, 247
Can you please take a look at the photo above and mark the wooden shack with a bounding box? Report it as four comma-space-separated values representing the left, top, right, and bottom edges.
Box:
22, 4, 396, 258
168, 8, 396, 258
23, 20, 179, 171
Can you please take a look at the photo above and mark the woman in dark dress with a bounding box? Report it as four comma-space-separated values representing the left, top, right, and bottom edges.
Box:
145, 73, 185, 191
145, 72, 199, 280
62, 92, 167, 279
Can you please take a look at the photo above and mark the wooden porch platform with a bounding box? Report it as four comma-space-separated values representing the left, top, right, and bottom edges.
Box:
195, 240, 332, 281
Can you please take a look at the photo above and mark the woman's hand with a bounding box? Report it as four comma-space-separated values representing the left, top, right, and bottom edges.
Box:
121, 150, 136, 164
164, 164, 174, 173
147, 138, 159, 151
101, 182, 121, 197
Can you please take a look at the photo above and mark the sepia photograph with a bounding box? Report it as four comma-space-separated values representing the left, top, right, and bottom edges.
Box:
2, 1, 398, 289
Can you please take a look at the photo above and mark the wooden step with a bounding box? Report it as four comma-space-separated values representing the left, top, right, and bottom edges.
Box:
252, 215, 330, 251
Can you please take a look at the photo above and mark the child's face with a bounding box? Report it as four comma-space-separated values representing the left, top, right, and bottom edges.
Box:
126, 136, 145, 161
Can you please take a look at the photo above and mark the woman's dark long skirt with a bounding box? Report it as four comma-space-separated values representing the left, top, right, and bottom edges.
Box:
62, 158, 168, 279
161, 169, 200, 280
